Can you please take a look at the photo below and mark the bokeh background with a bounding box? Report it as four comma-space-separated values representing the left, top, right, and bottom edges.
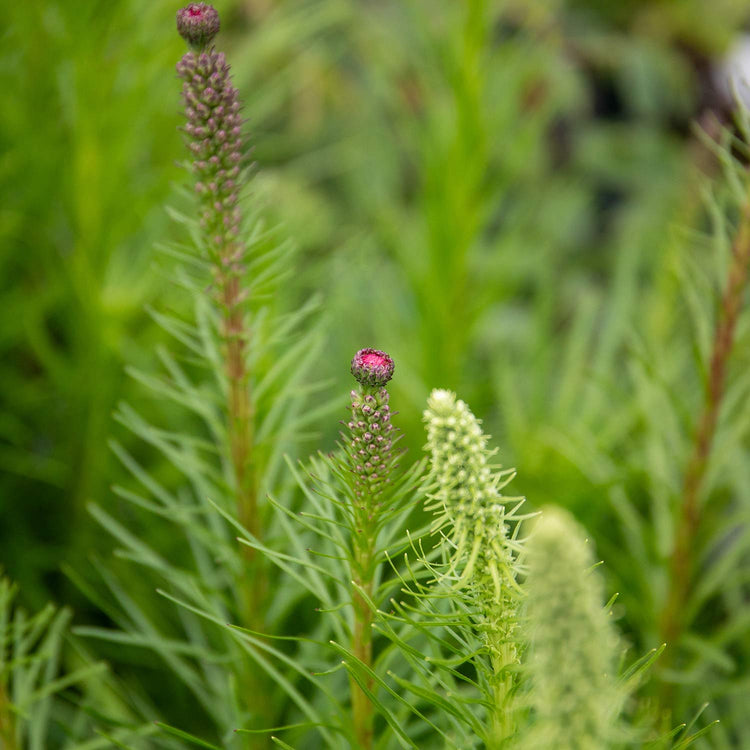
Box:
3, 0, 750, 745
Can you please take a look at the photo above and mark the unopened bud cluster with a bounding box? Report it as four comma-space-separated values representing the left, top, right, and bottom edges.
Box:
424, 390, 516, 596
347, 350, 396, 501
523, 508, 621, 749
176, 32, 243, 263
424, 389, 523, 663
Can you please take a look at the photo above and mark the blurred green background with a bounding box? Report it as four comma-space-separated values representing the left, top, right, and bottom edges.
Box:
2, 0, 750, 745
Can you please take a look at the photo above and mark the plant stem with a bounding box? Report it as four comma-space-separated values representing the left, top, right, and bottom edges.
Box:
219, 256, 272, 750
222, 274, 257, 536
0, 680, 17, 750
345, 359, 396, 748
218, 244, 266, 618
487, 639, 515, 749
660, 190, 750, 666
351, 533, 376, 750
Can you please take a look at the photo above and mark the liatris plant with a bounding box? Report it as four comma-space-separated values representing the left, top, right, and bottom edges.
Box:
233, 348, 427, 748
421, 389, 526, 747
519, 507, 622, 750
346, 348, 397, 748
378, 391, 704, 749
51, 5, 727, 748
76, 3, 325, 745
374, 390, 531, 746
175, 4, 256, 548
0, 577, 121, 748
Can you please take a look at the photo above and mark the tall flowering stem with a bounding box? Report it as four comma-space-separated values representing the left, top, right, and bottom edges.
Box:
175, 6, 259, 555
345, 348, 396, 750
660, 192, 750, 680
424, 389, 523, 748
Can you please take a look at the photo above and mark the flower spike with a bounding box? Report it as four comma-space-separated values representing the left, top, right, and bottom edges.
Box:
347, 349, 396, 500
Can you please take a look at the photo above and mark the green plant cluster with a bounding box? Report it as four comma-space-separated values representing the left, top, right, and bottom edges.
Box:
2, 0, 750, 748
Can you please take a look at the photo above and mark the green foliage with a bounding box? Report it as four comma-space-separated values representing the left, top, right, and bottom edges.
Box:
234, 432, 427, 746
0, 0, 185, 605
72, 187, 326, 745
0, 577, 92, 748
0, 576, 160, 749
4, 0, 750, 747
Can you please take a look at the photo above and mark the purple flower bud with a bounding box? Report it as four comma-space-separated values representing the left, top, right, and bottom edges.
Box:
176, 4, 220, 50
351, 348, 394, 388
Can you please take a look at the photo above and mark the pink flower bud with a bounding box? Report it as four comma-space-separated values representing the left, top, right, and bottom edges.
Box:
176, 4, 220, 50
351, 348, 394, 388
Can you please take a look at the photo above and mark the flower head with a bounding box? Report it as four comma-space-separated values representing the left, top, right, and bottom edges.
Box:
523, 507, 622, 748
177, 4, 220, 49
424, 389, 514, 595
351, 348, 394, 389
423, 390, 523, 667
175, 10, 244, 263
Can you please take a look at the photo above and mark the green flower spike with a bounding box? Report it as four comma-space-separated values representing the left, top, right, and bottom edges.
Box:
424, 389, 525, 746
423, 389, 520, 597
522, 507, 622, 750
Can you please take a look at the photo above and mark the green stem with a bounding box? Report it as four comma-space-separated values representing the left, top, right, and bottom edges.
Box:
350, 518, 376, 750
348, 380, 382, 750
486, 639, 516, 749
219, 236, 268, 750
343, 372, 397, 748
219, 262, 264, 615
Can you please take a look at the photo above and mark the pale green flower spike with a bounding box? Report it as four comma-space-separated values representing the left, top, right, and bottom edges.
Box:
424, 388, 525, 746
423, 389, 521, 597
521, 507, 622, 750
